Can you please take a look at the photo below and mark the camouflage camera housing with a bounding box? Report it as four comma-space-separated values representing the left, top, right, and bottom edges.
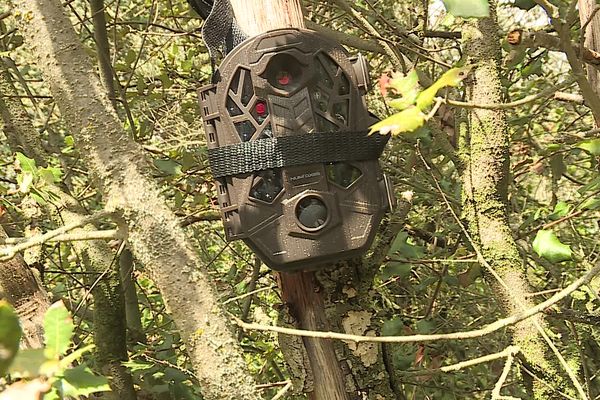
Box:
199, 28, 394, 271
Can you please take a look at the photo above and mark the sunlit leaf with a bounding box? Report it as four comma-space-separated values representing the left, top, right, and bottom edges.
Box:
154, 159, 182, 176
532, 230, 572, 263
549, 201, 570, 220
18, 172, 34, 193
369, 106, 426, 136
578, 139, 600, 155
442, 0, 489, 18
44, 301, 74, 360
16, 152, 37, 175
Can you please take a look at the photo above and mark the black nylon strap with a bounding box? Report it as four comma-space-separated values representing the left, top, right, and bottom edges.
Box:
208, 131, 390, 178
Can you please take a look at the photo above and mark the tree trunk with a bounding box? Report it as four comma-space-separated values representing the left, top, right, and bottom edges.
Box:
0, 228, 48, 349
228, 2, 405, 398
0, 57, 137, 400
9, 0, 261, 398
460, 1, 562, 397
578, 0, 600, 125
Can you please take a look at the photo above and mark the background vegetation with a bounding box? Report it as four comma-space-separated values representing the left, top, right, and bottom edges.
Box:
1, 0, 599, 399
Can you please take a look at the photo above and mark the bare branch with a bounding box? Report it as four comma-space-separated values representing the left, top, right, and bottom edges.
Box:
0, 210, 114, 261
234, 261, 600, 343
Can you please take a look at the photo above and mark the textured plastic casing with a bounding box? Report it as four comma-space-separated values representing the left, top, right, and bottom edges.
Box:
199, 28, 393, 271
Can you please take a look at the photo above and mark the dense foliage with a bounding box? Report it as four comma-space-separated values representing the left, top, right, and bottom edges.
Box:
1, 0, 599, 399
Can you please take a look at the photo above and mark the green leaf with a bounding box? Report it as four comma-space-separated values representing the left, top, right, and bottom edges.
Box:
0, 301, 22, 375
153, 159, 182, 176
532, 230, 572, 263
16, 152, 38, 175
580, 197, 600, 210
578, 139, 600, 155
382, 317, 405, 336
44, 301, 74, 360
443, 0, 489, 18
38, 167, 62, 184
548, 201, 570, 220
380, 262, 412, 281
9, 349, 47, 377
387, 232, 423, 259
61, 365, 111, 397
416, 319, 434, 334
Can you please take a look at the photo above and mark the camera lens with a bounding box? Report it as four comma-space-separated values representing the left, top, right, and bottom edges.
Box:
296, 196, 328, 230
265, 54, 302, 91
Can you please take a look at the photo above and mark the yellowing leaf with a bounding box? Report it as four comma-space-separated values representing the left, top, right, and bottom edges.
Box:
369, 106, 426, 136
387, 70, 420, 110
416, 66, 472, 110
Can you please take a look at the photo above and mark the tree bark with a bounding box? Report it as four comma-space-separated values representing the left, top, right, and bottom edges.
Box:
578, 0, 600, 126
0, 55, 137, 400
9, 0, 261, 398
0, 227, 48, 349
460, 1, 562, 397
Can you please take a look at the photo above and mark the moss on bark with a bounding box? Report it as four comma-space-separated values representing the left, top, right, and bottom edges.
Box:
459, 2, 565, 397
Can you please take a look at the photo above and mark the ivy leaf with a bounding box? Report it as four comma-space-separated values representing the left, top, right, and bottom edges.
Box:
578, 139, 600, 155
0, 301, 22, 376
532, 230, 572, 263
369, 106, 426, 136
443, 0, 489, 18
44, 301, 74, 360
382, 317, 405, 336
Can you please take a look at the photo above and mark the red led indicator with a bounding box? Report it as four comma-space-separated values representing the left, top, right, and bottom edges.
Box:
255, 101, 267, 115
277, 71, 291, 86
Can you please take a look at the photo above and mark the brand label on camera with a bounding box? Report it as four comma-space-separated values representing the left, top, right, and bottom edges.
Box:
287, 170, 322, 186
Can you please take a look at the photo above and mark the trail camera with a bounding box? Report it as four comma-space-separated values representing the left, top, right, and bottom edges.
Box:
199, 28, 394, 271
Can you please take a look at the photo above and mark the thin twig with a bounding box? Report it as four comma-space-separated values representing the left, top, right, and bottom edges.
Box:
233, 261, 600, 343
0, 229, 122, 245
441, 79, 575, 110
270, 380, 293, 400
402, 345, 520, 377
491, 349, 519, 400
0, 210, 114, 261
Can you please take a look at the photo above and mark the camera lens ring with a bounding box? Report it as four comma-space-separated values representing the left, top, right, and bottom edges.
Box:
295, 195, 329, 231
